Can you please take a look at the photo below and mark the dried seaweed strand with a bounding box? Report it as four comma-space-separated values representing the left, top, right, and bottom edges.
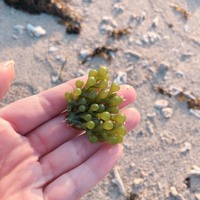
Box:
81, 46, 118, 64
171, 4, 189, 20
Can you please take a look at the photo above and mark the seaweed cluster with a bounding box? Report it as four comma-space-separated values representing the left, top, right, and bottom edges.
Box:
64, 66, 127, 144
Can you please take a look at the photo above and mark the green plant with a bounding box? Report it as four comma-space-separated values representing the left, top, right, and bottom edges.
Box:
64, 66, 126, 144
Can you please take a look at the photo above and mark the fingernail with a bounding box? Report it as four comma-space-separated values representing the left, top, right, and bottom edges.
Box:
0, 60, 14, 69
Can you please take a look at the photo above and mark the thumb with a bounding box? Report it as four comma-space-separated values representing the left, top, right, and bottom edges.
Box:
0, 61, 15, 99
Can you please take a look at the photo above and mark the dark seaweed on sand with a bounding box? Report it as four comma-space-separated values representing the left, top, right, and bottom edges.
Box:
3, 0, 81, 34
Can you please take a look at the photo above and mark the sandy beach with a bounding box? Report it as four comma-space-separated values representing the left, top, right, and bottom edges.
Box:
1, 0, 200, 199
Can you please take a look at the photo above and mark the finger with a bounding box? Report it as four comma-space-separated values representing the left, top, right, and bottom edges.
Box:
27, 97, 140, 157
38, 107, 140, 185
43, 144, 122, 200
0, 61, 15, 99
118, 85, 137, 108
0, 76, 87, 134
0, 76, 136, 135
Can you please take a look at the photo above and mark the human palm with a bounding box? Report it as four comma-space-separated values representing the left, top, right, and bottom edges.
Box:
0, 62, 140, 200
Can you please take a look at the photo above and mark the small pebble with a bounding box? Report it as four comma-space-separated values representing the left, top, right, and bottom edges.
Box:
80, 49, 91, 59
157, 62, 169, 78
175, 71, 185, 78
154, 99, 169, 109
169, 86, 183, 96
55, 55, 66, 62
180, 142, 192, 153
13, 24, 24, 34
180, 53, 193, 62
152, 16, 159, 28
49, 46, 59, 53
169, 186, 185, 200
184, 91, 196, 100
12, 34, 19, 40
190, 165, 200, 176
187, 166, 200, 193
136, 11, 146, 24
125, 50, 142, 60
101, 16, 118, 27
114, 71, 127, 84
141, 31, 160, 45
162, 107, 173, 118
113, 3, 124, 14
77, 69, 87, 76
146, 112, 156, 119
130, 162, 136, 168
146, 121, 155, 135
184, 24, 189, 32
133, 178, 144, 188
99, 24, 113, 33
26, 23, 46, 37
51, 75, 60, 83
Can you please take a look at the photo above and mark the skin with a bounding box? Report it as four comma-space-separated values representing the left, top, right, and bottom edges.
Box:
0, 61, 140, 200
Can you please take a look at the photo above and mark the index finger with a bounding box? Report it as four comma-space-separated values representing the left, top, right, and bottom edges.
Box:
0, 77, 137, 135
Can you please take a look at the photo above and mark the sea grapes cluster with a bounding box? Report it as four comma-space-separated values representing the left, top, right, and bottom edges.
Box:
64, 66, 126, 144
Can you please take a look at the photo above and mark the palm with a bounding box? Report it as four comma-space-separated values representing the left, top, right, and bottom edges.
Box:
0, 78, 140, 200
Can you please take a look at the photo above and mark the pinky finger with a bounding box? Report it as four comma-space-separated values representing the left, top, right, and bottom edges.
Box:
0, 61, 15, 99
43, 144, 122, 200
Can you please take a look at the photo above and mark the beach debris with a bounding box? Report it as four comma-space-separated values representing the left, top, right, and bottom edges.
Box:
169, 86, 183, 96
146, 112, 156, 120
184, 24, 189, 32
133, 178, 144, 189
187, 99, 200, 110
108, 27, 131, 39
154, 85, 200, 113
189, 109, 200, 119
58, 19, 81, 34
195, 193, 200, 200
113, 3, 124, 14
99, 16, 118, 33
81, 46, 118, 64
157, 62, 169, 78
13, 24, 24, 34
51, 59, 67, 83
4, 0, 81, 34
154, 99, 169, 109
171, 4, 189, 20
11, 34, 19, 40
131, 11, 146, 25
26, 23, 46, 37
162, 107, 173, 118
185, 166, 200, 193
175, 70, 185, 78
146, 121, 155, 135
112, 167, 125, 195
101, 16, 118, 27
176, 92, 200, 110
125, 50, 141, 61
169, 186, 185, 200
180, 142, 192, 154
49, 46, 59, 53
180, 53, 193, 62
151, 16, 159, 28
129, 193, 140, 200
141, 31, 161, 45
79, 49, 91, 59
114, 71, 127, 85
154, 86, 172, 97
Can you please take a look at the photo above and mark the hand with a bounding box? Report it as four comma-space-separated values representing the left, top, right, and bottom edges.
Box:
0, 61, 140, 200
